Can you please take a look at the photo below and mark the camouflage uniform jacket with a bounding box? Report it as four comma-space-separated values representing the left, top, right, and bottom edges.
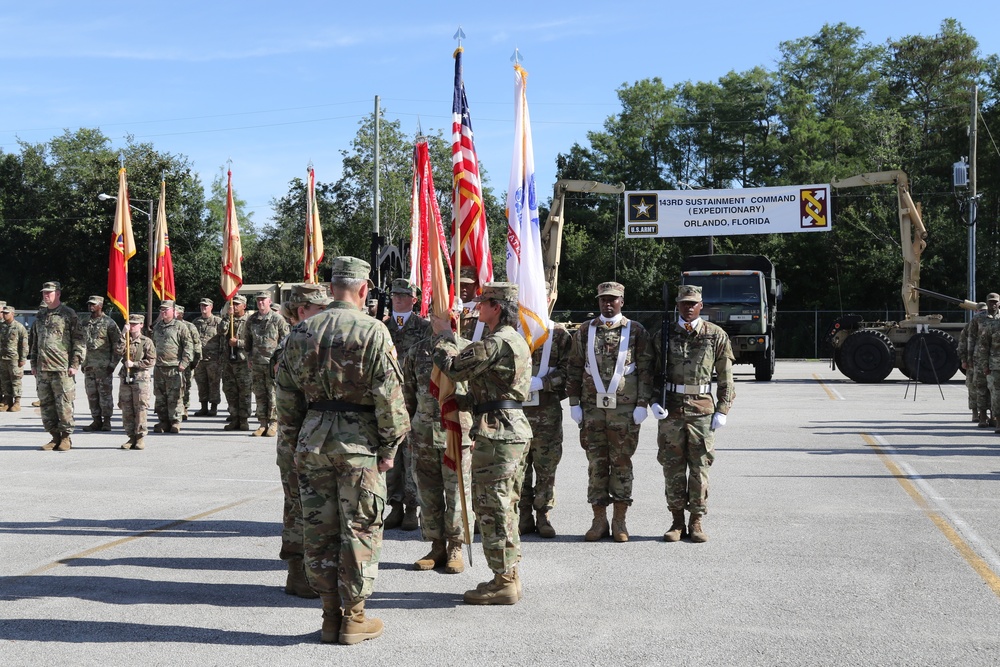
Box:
433, 324, 533, 442
194, 315, 224, 361
653, 319, 735, 416
83, 314, 122, 372
960, 311, 996, 366
1, 319, 29, 362
386, 313, 430, 358
182, 319, 202, 365
218, 313, 250, 362
152, 318, 194, 368
115, 332, 157, 379
975, 317, 1000, 372
243, 310, 289, 366
275, 301, 409, 460
529, 323, 573, 407
402, 335, 472, 448
29, 304, 86, 372
567, 316, 654, 408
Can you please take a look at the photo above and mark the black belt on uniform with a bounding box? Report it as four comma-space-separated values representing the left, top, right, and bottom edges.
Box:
308, 400, 376, 413
473, 400, 523, 415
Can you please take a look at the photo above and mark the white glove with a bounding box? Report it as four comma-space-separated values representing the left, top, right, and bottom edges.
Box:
126, 360, 136, 368
570, 405, 583, 425
711, 412, 727, 431
529, 376, 544, 392
650, 403, 668, 420
632, 406, 647, 425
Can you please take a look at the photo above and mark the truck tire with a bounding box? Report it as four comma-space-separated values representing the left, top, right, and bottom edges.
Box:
755, 341, 775, 381
903, 330, 959, 383
838, 330, 894, 383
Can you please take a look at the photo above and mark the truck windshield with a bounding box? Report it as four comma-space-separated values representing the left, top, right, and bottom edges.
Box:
684, 275, 761, 304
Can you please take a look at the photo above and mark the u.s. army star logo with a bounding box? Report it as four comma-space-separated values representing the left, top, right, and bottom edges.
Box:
627, 193, 657, 222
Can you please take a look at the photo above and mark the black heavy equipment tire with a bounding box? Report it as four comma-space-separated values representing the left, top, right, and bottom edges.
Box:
838, 329, 895, 383
755, 341, 775, 381
903, 329, 959, 384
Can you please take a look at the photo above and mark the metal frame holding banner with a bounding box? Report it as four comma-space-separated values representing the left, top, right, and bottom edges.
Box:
624, 184, 832, 238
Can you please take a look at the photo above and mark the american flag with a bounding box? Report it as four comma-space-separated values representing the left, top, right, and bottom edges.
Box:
451, 46, 493, 290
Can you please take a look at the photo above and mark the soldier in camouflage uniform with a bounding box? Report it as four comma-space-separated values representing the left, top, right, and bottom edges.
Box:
220, 294, 252, 431
244, 291, 289, 437
81, 296, 121, 432
174, 305, 202, 421
519, 320, 573, 538
975, 308, 1000, 435
193, 298, 223, 416
116, 314, 157, 450
30, 282, 86, 451
650, 284, 735, 543
276, 257, 409, 645
151, 300, 193, 433
402, 333, 473, 573
383, 278, 429, 531
432, 282, 533, 605
958, 302, 988, 421
567, 281, 653, 543
458, 266, 485, 341
0, 304, 29, 412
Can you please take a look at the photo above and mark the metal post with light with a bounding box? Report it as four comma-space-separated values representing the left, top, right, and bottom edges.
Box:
98, 192, 155, 331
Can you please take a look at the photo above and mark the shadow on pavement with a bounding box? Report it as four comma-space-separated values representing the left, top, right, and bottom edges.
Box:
0, 517, 279, 539
0, 618, 315, 645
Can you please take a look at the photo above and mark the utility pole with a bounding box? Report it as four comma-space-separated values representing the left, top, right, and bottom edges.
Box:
968, 84, 978, 308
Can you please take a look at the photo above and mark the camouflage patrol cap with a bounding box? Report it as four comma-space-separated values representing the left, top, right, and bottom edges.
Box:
978, 302, 988, 311
597, 281, 625, 298
0, 304, 11, 314
128, 313, 145, 325
159, 300, 175, 310
330, 256, 375, 288
232, 294, 248, 305
199, 298, 214, 307
459, 266, 478, 284
676, 284, 703, 303
41, 281, 61, 292
391, 278, 419, 296
289, 283, 333, 307
987, 292, 1000, 302
255, 291, 271, 300
270, 303, 279, 312
87, 295, 104, 306
473, 282, 518, 303
174, 305, 185, 314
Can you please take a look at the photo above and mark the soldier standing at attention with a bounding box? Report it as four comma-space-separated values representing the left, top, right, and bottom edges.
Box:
975, 305, 1000, 435
519, 319, 573, 538
0, 304, 29, 412
151, 300, 193, 434
567, 281, 653, 543
81, 296, 121, 432
431, 282, 532, 605
958, 302, 988, 423
244, 291, 289, 437
276, 257, 409, 645
193, 298, 223, 417
964, 294, 999, 426
383, 278, 429, 531
220, 294, 252, 431
116, 314, 156, 450
650, 284, 734, 543
31, 282, 86, 451
174, 305, 201, 422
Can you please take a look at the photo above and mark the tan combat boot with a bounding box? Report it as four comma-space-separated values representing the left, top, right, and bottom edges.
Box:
978, 410, 990, 428
8, 398, 20, 412
133, 437, 146, 450
319, 593, 342, 644
182, 405, 189, 421
688, 513, 708, 543
82, 418, 101, 432
339, 601, 383, 645
0, 396, 8, 412
383, 501, 404, 530
31, 400, 41, 407
252, 422, 267, 437
611, 502, 629, 542
264, 421, 278, 437
518, 505, 536, 535
55, 433, 72, 451
168, 423, 181, 434
413, 540, 447, 571
664, 510, 686, 542
401, 505, 419, 531
121, 436, 134, 450
584, 504, 609, 542
153, 422, 168, 433
536, 511, 556, 539
463, 571, 519, 605
40, 433, 60, 451
284, 557, 318, 598
444, 540, 465, 574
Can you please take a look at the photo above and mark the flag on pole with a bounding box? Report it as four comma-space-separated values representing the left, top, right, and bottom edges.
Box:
152, 178, 176, 301
451, 46, 493, 292
411, 138, 453, 318
220, 170, 244, 300
106, 167, 136, 320
304, 166, 324, 283
506, 63, 549, 352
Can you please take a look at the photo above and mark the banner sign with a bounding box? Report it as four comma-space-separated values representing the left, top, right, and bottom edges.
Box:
624, 184, 832, 238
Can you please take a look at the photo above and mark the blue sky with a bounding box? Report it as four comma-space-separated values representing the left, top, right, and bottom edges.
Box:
1, 1, 996, 227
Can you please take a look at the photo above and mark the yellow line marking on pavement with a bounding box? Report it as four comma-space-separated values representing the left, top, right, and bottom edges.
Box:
813, 373, 844, 400
21, 487, 280, 577
861, 433, 1000, 599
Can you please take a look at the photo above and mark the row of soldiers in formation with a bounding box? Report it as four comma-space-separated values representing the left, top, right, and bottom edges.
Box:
958, 292, 1000, 431
271, 259, 735, 645
3, 281, 292, 451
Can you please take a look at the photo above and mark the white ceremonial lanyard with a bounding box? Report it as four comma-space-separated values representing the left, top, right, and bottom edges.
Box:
524, 323, 554, 407
586, 319, 631, 409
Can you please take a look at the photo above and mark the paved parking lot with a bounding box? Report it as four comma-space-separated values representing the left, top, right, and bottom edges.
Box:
2, 361, 999, 665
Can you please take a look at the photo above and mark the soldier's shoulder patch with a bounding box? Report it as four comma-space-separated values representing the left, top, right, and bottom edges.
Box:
459, 343, 487, 364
